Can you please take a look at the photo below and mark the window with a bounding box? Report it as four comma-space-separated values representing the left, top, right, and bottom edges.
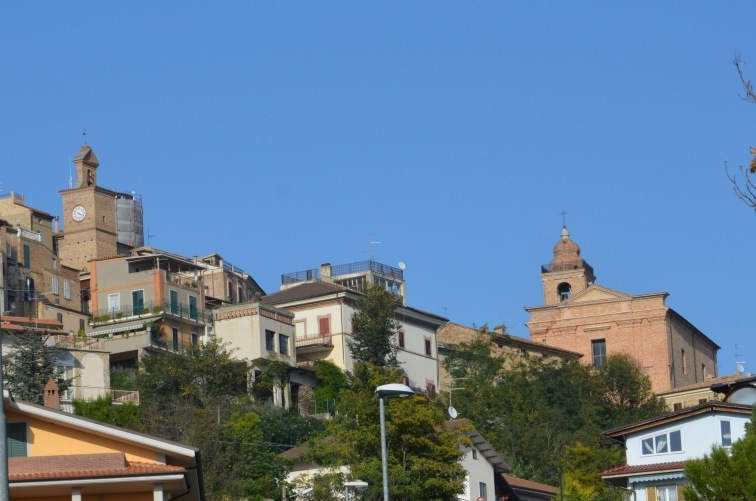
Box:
107, 293, 120, 312
673, 403, 682, 411
557, 282, 571, 301
7, 423, 27, 457
641, 430, 682, 456
479, 482, 487, 501
681, 349, 687, 374
265, 330, 275, 351
472, 448, 478, 460
397, 331, 405, 348
170, 290, 178, 314
699, 398, 708, 404
592, 340, 607, 368
56, 354, 75, 399
52, 276, 59, 295
63, 279, 71, 300
191, 331, 198, 346
318, 316, 331, 335
655, 485, 679, 501
424, 338, 432, 356
23, 244, 30, 268
79, 318, 85, 332
426, 382, 436, 395
52, 258, 57, 270
721, 420, 732, 447
702, 364, 706, 379
279, 334, 289, 356
295, 321, 306, 339
56, 312, 63, 323
189, 295, 198, 320
172, 328, 179, 351
132, 290, 144, 315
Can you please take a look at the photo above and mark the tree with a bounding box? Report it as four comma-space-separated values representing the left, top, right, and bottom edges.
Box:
137, 339, 249, 408
347, 283, 400, 367
304, 363, 467, 500
683, 413, 756, 500
725, 56, 756, 208
73, 396, 143, 430
3, 331, 72, 405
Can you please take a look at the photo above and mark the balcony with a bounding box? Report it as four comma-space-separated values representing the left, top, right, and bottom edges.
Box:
282, 259, 404, 285
295, 334, 334, 355
91, 299, 212, 328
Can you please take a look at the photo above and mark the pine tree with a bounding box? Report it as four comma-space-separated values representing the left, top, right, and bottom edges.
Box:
3, 331, 71, 405
347, 283, 400, 367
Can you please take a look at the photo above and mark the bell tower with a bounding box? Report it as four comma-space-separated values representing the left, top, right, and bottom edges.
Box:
540, 226, 596, 305
58, 144, 118, 272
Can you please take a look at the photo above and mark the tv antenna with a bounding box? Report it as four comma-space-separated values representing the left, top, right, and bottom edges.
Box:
448, 377, 466, 419
367, 236, 381, 261
735, 344, 747, 375
147, 227, 156, 246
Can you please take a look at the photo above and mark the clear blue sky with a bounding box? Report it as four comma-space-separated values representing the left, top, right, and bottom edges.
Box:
2, 2, 755, 375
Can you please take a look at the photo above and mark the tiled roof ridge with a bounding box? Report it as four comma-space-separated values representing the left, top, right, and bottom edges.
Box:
600, 460, 686, 476
9, 458, 185, 481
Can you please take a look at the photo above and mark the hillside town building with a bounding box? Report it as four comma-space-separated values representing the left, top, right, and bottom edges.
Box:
526, 226, 720, 393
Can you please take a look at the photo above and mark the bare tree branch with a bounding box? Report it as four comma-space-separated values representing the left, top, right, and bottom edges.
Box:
734, 55, 756, 104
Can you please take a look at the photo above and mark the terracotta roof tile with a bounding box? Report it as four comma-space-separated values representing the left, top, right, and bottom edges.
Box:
601, 461, 685, 477
261, 281, 350, 305
8, 453, 185, 482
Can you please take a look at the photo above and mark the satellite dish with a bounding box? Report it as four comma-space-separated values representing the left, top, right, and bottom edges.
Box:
448, 406, 458, 419
398, 261, 406, 270
737, 364, 745, 375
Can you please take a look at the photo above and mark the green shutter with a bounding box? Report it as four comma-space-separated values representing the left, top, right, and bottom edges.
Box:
23, 245, 30, 269
7, 422, 27, 458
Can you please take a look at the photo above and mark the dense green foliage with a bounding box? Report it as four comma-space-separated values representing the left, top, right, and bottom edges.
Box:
312, 359, 348, 402
73, 397, 143, 430
346, 283, 400, 367
303, 363, 467, 500
3, 331, 72, 405
443, 330, 666, 499
683, 413, 756, 500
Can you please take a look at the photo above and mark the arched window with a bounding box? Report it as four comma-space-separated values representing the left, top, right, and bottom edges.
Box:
557, 282, 571, 302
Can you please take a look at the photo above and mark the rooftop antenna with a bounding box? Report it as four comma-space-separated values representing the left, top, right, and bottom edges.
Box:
735, 344, 747, 374
559, 209, 568, 227
368, 236, 381, 261
147, 227, 156, 246
442, 306, 448, 317
448, 377, 466, 419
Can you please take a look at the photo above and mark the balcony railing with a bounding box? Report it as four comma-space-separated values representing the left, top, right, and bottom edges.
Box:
91, 299, 211, 326
295, 334, 333, 348
282, 259, 404, 285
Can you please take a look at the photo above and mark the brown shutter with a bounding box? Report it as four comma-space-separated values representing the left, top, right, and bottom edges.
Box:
319, 317, 330, 335
646, 486, 657, 501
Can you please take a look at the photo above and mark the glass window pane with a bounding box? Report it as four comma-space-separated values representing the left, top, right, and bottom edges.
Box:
669, 430, 682, 451
655, 434, 668, 453
642, 437, 654, 455
721, 421, 732, 447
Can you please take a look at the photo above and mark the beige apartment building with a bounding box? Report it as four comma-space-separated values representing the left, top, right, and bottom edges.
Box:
525, 226, 719, 393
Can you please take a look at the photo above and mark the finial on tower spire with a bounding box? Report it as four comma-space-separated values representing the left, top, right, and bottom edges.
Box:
559, 209, 568, 227
83, 128, 87, 145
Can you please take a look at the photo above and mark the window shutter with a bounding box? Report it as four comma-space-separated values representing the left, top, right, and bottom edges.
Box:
646, 487, 657, 501
677, 484, 686, 500
319, 317, 330, 335
7, 423, 27, 458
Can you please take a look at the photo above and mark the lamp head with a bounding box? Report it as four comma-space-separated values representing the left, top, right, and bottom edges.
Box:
375, 383, 414, 399
344, 480, 369, 491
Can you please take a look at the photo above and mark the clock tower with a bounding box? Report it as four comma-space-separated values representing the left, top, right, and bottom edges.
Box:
58, 144, 119, 272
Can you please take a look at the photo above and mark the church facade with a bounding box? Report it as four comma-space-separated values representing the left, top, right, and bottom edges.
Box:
526, 226, 719, 393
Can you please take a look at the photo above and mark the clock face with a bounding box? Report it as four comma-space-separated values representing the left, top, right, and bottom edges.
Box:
72, 205, 86, 222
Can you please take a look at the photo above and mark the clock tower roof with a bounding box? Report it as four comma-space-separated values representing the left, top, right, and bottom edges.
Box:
73, 144, 99, 167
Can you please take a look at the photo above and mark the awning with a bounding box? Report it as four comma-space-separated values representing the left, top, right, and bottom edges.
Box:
89, 320, 149, 337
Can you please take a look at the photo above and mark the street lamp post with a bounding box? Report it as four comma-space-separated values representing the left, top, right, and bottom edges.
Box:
548, 470, 564, 501
0, 290, 10, 501
375, 383, 414, 501
344, 480, 368, 501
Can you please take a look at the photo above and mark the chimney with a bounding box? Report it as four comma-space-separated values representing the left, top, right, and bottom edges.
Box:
320, 263, 332, 281
493, 325, 507, 336
43, 378, 60, 410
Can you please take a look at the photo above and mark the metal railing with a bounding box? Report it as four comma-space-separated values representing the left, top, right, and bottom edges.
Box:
282, 259, 404, 285
91, 299, 212, 325
295, 334, 333, 348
